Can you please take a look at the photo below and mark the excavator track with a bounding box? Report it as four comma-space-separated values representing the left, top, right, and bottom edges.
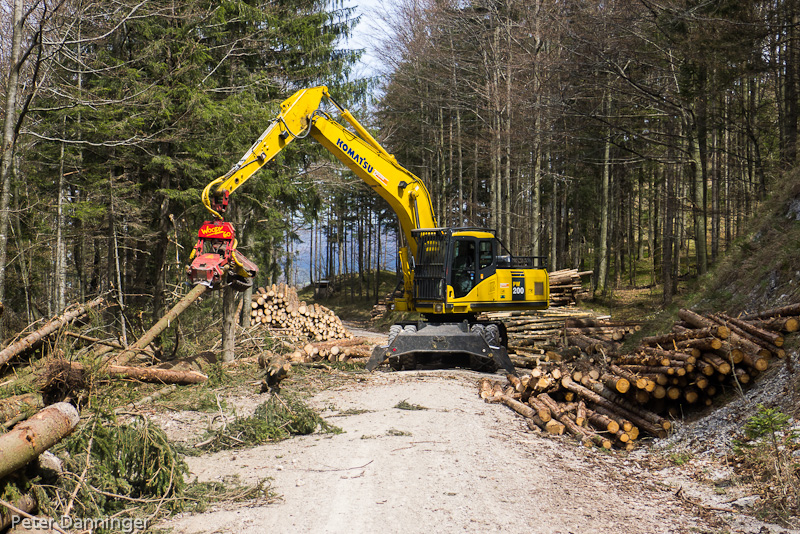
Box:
367, 321, 516, 375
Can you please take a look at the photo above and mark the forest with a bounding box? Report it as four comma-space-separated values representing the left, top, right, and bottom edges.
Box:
0, 0, 797, 337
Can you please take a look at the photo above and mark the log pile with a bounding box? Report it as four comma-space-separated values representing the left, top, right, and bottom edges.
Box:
481, 304, 800, 449
249, 283, 351, 341
286, 338, 372, 364
548, 269, 592, 307
483, 307, 640, 357
370, 298, 390, 321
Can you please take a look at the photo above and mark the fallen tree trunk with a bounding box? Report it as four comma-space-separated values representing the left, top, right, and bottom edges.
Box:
116, 384, 178, 413
0, 393, 43, 425
64, 331, 157, 357
0, 297, 105, 367
0, 402, 80, 480
0, 493, 37, 531
115, 284, 208, 364
61, 361, 207, 385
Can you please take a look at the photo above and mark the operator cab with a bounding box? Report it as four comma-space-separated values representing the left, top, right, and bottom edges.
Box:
412, 227, 548, 314
450, 237, 498, 298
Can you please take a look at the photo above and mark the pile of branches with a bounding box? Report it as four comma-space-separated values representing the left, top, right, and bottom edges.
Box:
481, 303, 799, 449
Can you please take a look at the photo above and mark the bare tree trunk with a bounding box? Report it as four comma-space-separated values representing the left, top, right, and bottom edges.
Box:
0, 0, 24, 317
532, 143, 542, 257
597, 92, 612, 293
109, 172, 128, 345
687, 111, 708, 276
221, 285, 237, 363
504, 24, 513, 245
662, 157, 675, 305
784, 0, 798, 167
55, 122, 67, 313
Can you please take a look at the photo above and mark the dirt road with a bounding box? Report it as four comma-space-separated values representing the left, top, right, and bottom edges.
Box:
162, 370, 713, 534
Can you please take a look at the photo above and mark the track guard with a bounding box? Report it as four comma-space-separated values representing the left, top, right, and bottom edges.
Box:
366, 322, 516, 375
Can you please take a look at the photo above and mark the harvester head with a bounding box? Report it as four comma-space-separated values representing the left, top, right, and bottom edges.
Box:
186, 220, 258, 291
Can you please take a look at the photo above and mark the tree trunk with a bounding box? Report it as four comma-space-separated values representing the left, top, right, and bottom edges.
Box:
597, 91, 611, 293
221, 284, 237, 363
0, 402, 79, 480
55, 121, 67, 313
0, 393, 43, 425
115, 283, 207, 364
687, 111, 708, 276
60, 361, 208, 385
0, 296, 105, 367
0, 0, 25, 320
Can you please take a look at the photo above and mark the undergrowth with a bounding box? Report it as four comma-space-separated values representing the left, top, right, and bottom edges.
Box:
732, 405, 800, 525
191, 393, 342, 453
3, 411, 274, 532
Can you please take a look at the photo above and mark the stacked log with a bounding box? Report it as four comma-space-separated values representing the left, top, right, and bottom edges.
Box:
370, 298, 390, 322
548, 269, 592, 306
286, 338, 372, 364
249, 283, 351, 341
480, 304, 799, 450
483, 307, 639, 354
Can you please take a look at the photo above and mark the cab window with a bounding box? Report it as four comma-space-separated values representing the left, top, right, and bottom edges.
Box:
452, 240, 476, 298
479, 240, 493, 269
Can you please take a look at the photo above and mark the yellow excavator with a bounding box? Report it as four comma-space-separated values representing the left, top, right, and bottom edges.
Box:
187, 86, 549, 373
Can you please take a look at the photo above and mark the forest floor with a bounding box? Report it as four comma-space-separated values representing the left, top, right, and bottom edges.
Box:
151, 321, 798, 534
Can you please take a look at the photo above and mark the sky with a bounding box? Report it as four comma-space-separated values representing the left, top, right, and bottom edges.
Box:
342, 0, 386, 77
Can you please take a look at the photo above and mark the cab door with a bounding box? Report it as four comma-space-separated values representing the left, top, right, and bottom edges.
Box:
450, 238, 477, 298
475, 238, 498, 301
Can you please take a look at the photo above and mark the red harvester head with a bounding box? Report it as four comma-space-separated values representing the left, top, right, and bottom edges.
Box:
186, 220, 258, 291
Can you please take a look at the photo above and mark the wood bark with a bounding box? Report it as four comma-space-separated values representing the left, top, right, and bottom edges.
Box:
719, 313, 784, 347
221, 285, 237, 363
640, 327, 721, 346
608, 364, 649, 390
0, 493, 37, 531
63, 361, 207, 384
561, 377, 669, 437
742, 303, 800, 320
0, 402, 79, 480
750, 316, 799, 333
262, 356, 292, 390
677, 309, 730, 338
539, 393, 611, 449
0, 0, 25, 312
0, 296, 105, 367
0, 393, 43, 425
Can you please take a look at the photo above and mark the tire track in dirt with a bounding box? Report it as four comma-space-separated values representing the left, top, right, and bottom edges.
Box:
161, 370, 708, 534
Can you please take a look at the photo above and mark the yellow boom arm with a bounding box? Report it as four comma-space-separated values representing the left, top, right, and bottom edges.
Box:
202, 86, 437, 264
